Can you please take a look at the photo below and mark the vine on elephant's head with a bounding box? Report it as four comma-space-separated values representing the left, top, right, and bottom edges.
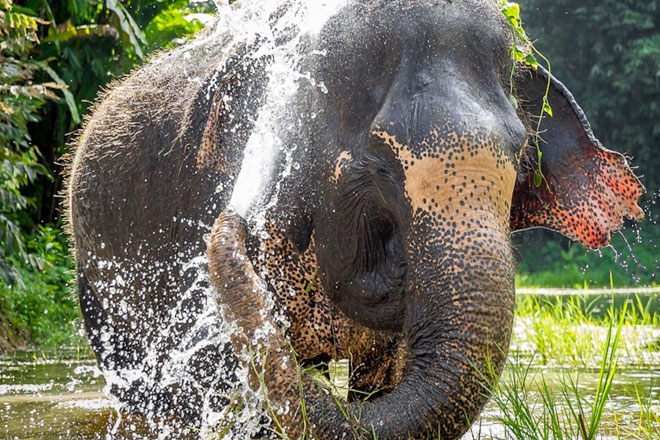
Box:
500, 1, 553, 189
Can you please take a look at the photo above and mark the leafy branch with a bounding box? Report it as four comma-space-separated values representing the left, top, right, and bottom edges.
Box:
0, 1, 69, 282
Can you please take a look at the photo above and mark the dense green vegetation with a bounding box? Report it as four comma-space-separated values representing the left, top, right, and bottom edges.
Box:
514, 292, 660, 366
0, 0, 658, 349
0, 0, 212, 348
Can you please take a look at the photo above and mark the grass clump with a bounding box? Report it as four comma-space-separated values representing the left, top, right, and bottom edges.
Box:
0, 225, 85, 352
479, 298, 660, 439
513, 291, 660, 367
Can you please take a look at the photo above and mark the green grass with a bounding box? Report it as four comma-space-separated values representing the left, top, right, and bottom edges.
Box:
513, 292, 660, 367
480, 295, 660, 440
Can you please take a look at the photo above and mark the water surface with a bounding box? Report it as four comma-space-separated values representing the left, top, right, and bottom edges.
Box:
2, 353, 658, 439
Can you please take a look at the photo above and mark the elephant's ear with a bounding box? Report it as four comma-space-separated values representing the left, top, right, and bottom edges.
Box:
197, 46, 269, 174
510, 66, 644, 249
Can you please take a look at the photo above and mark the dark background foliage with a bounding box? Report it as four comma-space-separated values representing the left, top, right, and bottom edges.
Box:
0, 0, 658, 349
520, 0, 660, 196
514, 0, 660, 288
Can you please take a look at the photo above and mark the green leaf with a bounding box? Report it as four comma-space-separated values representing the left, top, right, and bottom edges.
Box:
508, 94, 519, 110
513, 46, 525, 62
533, 169, 543, 187
43, 66, 80, 124
39, 0, 59, 52
542, 98, 554, 117
44, 24, 119, 44
505, 3, 520, 20
105, 0, 146, 59
525, 53, 539, 69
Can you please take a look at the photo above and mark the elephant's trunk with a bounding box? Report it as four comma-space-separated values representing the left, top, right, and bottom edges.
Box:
209, 210, 515, 439
316, 216, 516, 438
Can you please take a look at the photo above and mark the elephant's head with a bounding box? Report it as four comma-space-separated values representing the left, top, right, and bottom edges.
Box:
206, 0, 644, 438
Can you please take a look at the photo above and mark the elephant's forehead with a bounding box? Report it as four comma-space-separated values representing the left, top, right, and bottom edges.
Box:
367, 0, 505, 31
372, 128, 516, 224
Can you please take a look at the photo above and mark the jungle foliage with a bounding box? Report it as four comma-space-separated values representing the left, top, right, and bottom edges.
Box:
0, 0, 213, 348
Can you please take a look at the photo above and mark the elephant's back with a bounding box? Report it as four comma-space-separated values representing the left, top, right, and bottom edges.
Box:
66, 24, 243, 375
68, 28, 236, 268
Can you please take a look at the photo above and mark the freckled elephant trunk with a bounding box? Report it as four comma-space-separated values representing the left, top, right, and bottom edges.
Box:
318, 220, 516, 439
209, 209, 515, 439
384, 224, 516, 438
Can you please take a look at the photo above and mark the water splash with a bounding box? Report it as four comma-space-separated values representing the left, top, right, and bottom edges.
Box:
77, 1, 352, 437
227, 0, 347, 225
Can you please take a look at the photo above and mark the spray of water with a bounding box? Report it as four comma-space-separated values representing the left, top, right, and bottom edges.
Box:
227, 0, 345, 225
82, 1, 350, 437
571, 188, 660, 289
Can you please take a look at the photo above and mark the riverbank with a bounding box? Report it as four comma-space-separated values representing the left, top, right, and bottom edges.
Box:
2, 285, 659, 353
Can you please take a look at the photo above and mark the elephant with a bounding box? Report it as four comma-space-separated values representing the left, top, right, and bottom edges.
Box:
66, 0, 644, 438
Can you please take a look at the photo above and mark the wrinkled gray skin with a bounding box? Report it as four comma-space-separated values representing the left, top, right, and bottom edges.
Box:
68, 0, 643, 438
68, 29, 240, 421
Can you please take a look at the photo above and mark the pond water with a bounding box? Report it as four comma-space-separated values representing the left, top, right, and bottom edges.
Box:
0, 310, 660, 440
2, 353, 658, 439
0, 355, 108, 440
